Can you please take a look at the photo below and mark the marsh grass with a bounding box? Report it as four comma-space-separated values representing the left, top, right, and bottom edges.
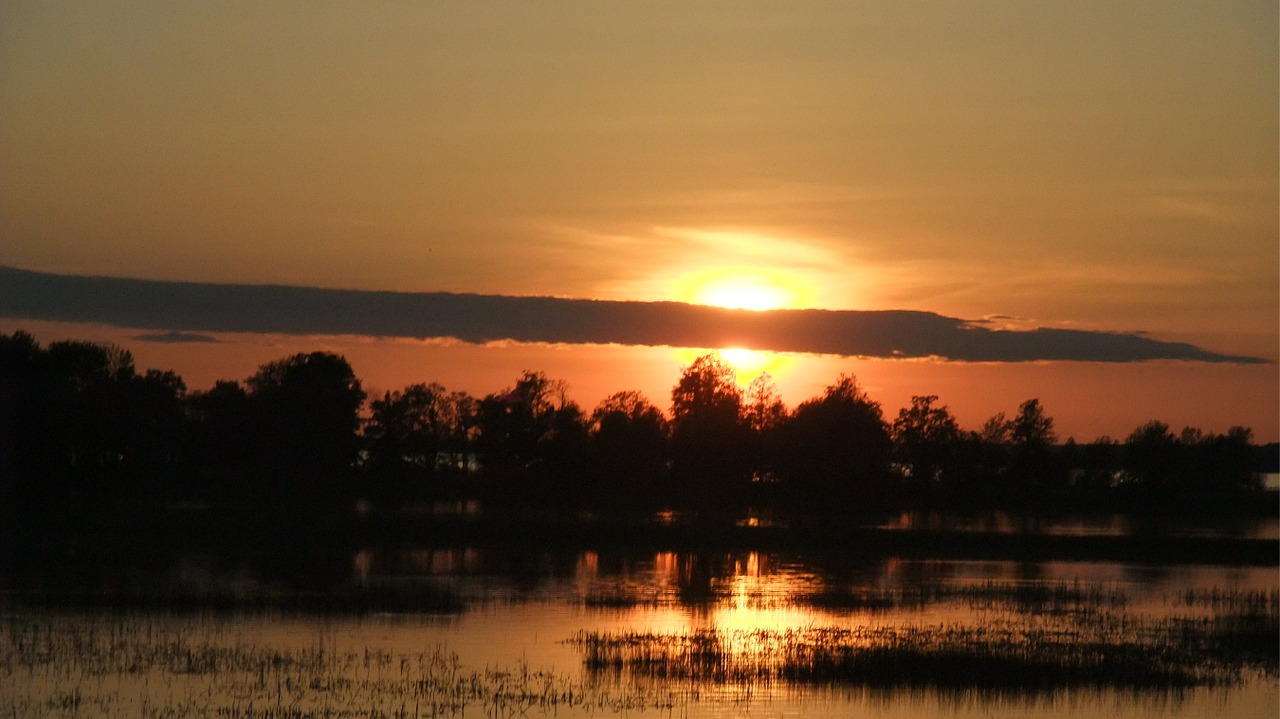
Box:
566, 606, 1279, 692
0, 615, 683, 718
4, 581, 1276, 716
1168, 588, 1279, 611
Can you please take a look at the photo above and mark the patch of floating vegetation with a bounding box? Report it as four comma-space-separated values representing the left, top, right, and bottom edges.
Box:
1168, 588, 1279, 611
566, 609, 1279, 692
798, 580, 1131, 614
0, 615, 684, 718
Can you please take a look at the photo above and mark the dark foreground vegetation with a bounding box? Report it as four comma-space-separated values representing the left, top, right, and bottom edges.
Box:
2, 329, 1272, 529
3, 586, 1276, 717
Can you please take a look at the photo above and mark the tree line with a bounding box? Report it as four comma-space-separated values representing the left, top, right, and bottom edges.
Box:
0, 331, 1270, 520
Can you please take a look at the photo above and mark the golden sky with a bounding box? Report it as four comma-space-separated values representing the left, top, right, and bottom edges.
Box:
1, 2, 1276, 439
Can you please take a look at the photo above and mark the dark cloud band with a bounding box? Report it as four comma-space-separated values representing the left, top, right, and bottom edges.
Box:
0, 266, 1263, 364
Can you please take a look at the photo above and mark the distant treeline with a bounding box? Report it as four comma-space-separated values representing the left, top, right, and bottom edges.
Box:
0, 330, 1272, 520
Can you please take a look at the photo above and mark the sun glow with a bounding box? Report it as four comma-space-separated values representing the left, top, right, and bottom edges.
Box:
674, 346, 793, 387
666, 268, 808, 384
693, 277, 792, 311
674, 267, 808, 312
719, 348, 772, 378
680, 269, 798, 309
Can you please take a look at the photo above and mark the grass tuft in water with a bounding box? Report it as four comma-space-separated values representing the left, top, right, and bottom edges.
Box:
566, 609, 1278, 692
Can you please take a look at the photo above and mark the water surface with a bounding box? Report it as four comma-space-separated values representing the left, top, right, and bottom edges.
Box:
5, 532, 1276, 718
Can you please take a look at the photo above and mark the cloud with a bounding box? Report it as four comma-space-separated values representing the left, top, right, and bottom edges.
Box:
0, 266, 1263, 364
132, 331, 219, 343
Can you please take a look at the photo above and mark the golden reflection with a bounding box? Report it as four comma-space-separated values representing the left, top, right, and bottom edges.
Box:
352, 550, 372, 587
575, 551, 599, 586
712, 552, 812, 635
401, 548, 484, 575
653, 551, 679, 586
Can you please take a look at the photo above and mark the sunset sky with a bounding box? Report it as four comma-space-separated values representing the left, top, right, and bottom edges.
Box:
2, 2, 1276, 441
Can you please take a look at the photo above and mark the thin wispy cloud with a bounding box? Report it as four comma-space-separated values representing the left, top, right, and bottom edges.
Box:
132, 331, 219, 344
0, 266, 1263, 364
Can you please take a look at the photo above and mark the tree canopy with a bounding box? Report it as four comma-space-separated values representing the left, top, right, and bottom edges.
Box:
1, 331, 1270, 520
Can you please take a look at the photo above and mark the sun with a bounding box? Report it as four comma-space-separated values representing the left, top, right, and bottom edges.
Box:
666, 268, 807, 384
674, 268, 806, 312
693, 276, 793, 311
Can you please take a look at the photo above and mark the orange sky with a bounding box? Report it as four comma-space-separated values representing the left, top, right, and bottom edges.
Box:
1, 3, 1276, 441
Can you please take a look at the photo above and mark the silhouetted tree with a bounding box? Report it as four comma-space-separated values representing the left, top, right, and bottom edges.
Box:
115, 368, 187, 496
438, 390, 479, 472
367, 383, 463, 473
1194, 426, 1262, 494
475, 371, 588, 505
1123, 422, 1261, 496
1005, 399, 1064, 494
244, 352, 366, 500
475, 371, 561, 472
0, 331, 57, 506
892, 395, 960, 491
45, 340, 138, 483
669, 354, 747, 512
742, 373, 787, 434
1, 332, 195, 506
540, 400, 591, 502
184, 379, 254, 502
1008, 399, 1055, 448
3, 328, 1269, 523
778, 374, 892, 512
1122, 420, 1177, 491
362, 382, 479, 500
742, 373, 786, 489
1062, 436, 1121, 492
589, 391, 669, 509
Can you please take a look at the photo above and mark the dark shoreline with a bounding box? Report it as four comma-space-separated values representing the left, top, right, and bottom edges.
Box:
7, 499, 1277, 567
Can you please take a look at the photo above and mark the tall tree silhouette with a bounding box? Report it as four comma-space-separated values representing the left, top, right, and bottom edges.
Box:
742, 373, 786, 488
1, 332, 190, 506
1122, 420, 1178, 491
116, 368, 187, 497
589, 391, 669, 509
363, 383, 478, 501
1006, 398, 1064, 493
669, 354, 747, 512
185, 379, 254, 502
779, 374, 892, 511
366, 383, 471, 474
892, 395, 960, 490
475, 371, 562, 473
1193, 426, 1261, 494
245, 352, 365, 500
475, 371, 587, 505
